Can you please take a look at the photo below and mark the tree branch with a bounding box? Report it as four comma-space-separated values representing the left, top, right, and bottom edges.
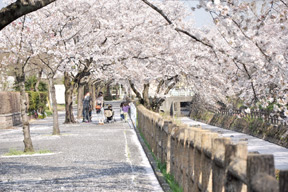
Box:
156, 79, 164, 94
129, 80, 143, 103
141, 0, 214, 49
0, 0, 56, 30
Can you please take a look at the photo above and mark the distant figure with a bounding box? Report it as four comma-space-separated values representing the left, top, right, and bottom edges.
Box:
120, 102, 125, 121
82, 92, 91, 122
95, 92, 105, 125
122, 102, 130, 122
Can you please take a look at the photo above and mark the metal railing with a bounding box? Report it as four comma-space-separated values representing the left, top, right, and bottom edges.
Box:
219, 109, 287, 126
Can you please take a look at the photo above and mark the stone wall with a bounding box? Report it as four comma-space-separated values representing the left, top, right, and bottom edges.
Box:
137, 105, 288, 192
0, 92, 21, 129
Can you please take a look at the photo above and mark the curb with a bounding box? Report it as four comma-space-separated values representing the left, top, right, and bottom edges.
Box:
131, 121, 171, 192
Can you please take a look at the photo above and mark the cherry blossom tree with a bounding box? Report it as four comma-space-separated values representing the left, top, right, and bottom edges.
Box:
196, 0, 288, 117
0, 15, 36, 152
139, 0, 287, 119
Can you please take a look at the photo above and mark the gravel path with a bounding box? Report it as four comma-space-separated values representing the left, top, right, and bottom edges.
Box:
0, 102, 163, 192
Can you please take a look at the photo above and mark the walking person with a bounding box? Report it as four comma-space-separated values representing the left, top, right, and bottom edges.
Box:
82, 92, 91, 122
120, 102, 125, 121
95, 92, 105, 125
122, 102, 130, 122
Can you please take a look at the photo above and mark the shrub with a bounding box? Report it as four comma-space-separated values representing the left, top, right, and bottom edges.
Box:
45, 110, 53, 116
27, 91, 48, 116
14, 75, 48, 92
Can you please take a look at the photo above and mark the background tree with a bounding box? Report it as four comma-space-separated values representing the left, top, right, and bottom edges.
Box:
0, 15, 36, 152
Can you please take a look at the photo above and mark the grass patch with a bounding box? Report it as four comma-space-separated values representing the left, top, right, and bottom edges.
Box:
138, 128, 183, 192
4, 149, 52, 156
45, 110, 53, 116
173, 117, 185, 127
57, 104, 65, 111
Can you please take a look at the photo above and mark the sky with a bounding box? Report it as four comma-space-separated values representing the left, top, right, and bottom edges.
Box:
0, 0, 4, 8
0, 0, 213, 28
181, 0, 214, 28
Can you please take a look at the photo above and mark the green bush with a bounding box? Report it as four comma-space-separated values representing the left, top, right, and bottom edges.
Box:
14, 75, 48, 92
45, 110, 53, 116
27, 91, 48, 116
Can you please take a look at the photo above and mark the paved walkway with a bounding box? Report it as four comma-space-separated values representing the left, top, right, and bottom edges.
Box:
0, 102, 163, 192
181, 117, 288, 170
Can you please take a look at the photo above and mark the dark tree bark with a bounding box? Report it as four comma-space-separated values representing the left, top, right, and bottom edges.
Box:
95, 81, 104, 101
35, 69, 43, 92
64, 59, 92, 123
142, 83, 150, 108
48, 75, 60, 135
0, 0, 56, 30
88, 80, 94, 108
64, 72, 76, 124
115, 84, 119, 100
105, 82, 113, 100
17, 73, 34, 152
156, 79, 164, 94
77, 83, 84, 119
129, 80, 144, 104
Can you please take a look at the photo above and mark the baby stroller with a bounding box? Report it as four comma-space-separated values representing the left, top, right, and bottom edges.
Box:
104, 105, 115, 123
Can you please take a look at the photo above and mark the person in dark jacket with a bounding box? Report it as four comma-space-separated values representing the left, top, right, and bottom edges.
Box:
82, 92, 91, 122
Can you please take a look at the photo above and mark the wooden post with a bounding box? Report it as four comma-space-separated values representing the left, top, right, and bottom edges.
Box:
224, 143, 248, 192
182, 128, 189, 192
201, 132, 218, 192
212, 137, 231, 192
170, 134, 177, 177
279, 170, 288, 192
161, 121, 172, 164
247, 154, 278, 192
188, 127, 197, 191
193, 129, 208, 192
166, 123, 175, 174
174, 129, 182, 185
177, 130, 185, 187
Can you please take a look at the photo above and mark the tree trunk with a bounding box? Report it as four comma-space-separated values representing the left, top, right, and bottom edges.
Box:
35, 69, 43, 92
17, 74, 34, 152
95, 83, 103, 99
88, 80, 94, 108
129, 80, 143, 104
105, 83, 112, 100
77, 83, 84, 119
151, 97, 166, 112
64, 72, 76, 124
115, 84, 118, 99
92, 84, 96, 109
143, 83, 150, 108
48, 76, 60, 135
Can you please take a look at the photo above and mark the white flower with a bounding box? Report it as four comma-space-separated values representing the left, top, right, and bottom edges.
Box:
245, 108, 251, 114
268, 97, 274, 103
277, 98, 285, 105
273, 104, 280, 112
284, 109, 288, 118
